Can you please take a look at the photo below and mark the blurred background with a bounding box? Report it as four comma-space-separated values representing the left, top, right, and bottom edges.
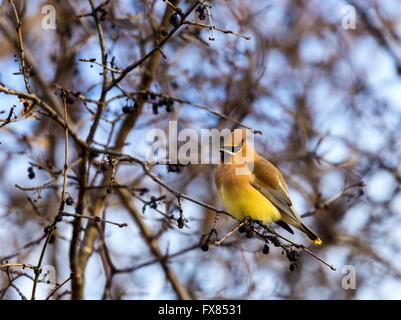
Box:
0, 0, 401, 299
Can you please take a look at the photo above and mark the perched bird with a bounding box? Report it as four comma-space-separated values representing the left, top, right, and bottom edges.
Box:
215, 129, 322, 245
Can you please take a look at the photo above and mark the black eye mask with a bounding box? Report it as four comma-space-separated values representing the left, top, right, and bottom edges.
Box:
221, 140, 243, 153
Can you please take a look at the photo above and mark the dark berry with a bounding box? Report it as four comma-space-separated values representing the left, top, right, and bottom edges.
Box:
152, 103, 159, 115
28, 171, 35, 179
44, 226, 52, 234
106, 187, 112, 194
169, 13, 181, 27
196, 5, 206, 15
200, 243, 209, 252
48, 234, 56, 244
65, 197, 74, 206
165, 99, 174, 112
55, 214, 63, 223
177, 217, 185, 229
157, 99, 166, 107
287, 250, 299, 262
101, 162, 110, 171
167, 164, 182, 173
272, 238, 280, 247
122, 106, 131, 114
246, 228, 253, 238
263, 244, 270, 254
160, 29, 168, 37
66, 96, 75, 104
196, 6, 207, 21
238, 225, 247, 233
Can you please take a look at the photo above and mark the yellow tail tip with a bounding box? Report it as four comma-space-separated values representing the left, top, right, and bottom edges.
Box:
313, 238, 323, 245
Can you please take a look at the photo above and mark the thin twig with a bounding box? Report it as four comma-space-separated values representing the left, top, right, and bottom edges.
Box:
184, 20, 251, 40
8, 0, 32, 93
62, 94, 69, 202
31, 230, 53, 300
0, 263, 37, 270
61, 212, 128, 228
215, 220, 248, 246
15, 178, 56, 191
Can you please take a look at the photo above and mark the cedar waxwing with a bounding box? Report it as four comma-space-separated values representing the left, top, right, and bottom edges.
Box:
215, 129, 322, 245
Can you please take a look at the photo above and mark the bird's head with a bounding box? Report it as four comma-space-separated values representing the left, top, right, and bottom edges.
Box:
220, 128, 255, 164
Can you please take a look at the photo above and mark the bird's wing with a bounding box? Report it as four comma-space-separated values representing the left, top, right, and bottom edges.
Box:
247, 156, 322, 245
247, 157, 301, 226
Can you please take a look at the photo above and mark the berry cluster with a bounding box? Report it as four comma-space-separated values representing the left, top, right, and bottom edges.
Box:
196, 5, 207, 20
152, 97, 175, 115
122, 101, 138, 114
238, 224, 253, 238
121, 95, 175, 115
286, 250, 299, 271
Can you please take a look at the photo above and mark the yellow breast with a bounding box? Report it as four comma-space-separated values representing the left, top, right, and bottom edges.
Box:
219, 183, 281, 223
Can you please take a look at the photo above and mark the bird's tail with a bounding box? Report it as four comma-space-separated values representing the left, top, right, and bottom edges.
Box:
299, 222, 322, 245
280, 206, 323, 245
